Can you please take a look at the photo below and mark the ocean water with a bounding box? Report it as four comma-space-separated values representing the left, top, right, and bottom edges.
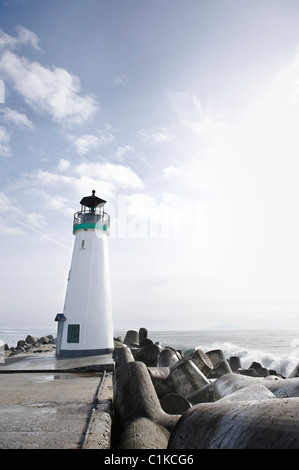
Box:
1, 327, 299, 377
116, 329, 299, 377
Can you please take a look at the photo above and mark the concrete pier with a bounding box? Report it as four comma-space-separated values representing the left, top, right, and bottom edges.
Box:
3, 328, 299, 449
0, 351, 114, 449
0, 370, 114, 449
0, 349, 114, 373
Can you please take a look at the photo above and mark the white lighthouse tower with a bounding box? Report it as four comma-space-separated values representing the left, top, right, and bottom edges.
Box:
55, 190, 114, 357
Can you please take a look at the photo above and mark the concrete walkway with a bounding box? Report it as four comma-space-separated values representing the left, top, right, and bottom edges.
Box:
0, 350, 114, 373
0, 352, 114, 449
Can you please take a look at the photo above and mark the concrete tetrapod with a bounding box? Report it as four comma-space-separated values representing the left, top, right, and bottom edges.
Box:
288, 363, 299, 378
113, 361, 180, 448
157, 348, 180, 367
205, 349, 232, 378
229, 356, 242, 372
133, 342, 161, 366
138, 327, 148, 347
113, 345, 135, 368
148, 356, 211, 399
160, 393, 191, 415
168, 398, 299, 449
183, 349, 214, 377
124, 330, 139, 347
213, 373, 263, 400
216, 383, 275, 403
214, 373, 299, 401
265, 377, 299, 398
117, 417, 170, 449
170, 360, 210, 397
186, 382, 215, 405
148, 367, 173, 398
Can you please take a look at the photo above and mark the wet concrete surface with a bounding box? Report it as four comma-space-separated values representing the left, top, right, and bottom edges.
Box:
0, 350, 115, 372
0, 352, 114, 449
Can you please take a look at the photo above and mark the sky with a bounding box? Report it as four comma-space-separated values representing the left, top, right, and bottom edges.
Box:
1, 0, 299, 331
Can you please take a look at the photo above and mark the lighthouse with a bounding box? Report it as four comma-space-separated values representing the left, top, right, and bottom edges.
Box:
55, 191, 114, 357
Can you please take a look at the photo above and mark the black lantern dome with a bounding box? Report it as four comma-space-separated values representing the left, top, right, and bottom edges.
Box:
80, 190, 106, 209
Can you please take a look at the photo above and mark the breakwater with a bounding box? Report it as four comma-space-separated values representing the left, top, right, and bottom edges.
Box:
3, 327, 299, 449
4, 334, 55, 355
113, 327, 299, 449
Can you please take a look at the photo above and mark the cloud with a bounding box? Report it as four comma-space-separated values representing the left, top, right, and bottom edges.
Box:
0, 191, 47, 237
163, 166, 182, 178
113, 74, 129, 86
169, 91, 227, 140
0, 125, 11, 157
0, 222, 23, 235
74, 162, 144, 190
0, 51, 98, 125
137, 127, 172, 144
41, 193, 71, 213
169, 91, 204, 122
57, 158, 71, 171
26, 211, 47, 228
5, 160, 147, 245
0, 107, 33, 159
114, 145, 134, 161
71, 134, 101, 156
0, 107, 34, 129
14, 25, 41, 51
0, 25, 41, 51
69, 130, 114, 156
18, 162, 145, 218
35, 169, 72, 186
0, 191, 15, 209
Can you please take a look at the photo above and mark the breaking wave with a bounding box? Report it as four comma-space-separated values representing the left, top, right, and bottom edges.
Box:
196, 340, 299, 377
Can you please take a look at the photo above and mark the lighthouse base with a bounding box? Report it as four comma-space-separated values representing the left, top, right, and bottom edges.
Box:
57, 347, 114, 358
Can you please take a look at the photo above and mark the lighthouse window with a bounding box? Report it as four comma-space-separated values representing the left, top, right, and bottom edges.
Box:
67, 324, 80, 343
80, 240, 86, 249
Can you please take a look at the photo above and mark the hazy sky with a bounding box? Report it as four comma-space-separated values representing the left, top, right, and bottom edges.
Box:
1, 0, 299, 331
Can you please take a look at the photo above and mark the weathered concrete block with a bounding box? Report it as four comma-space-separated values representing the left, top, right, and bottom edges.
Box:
249, 361, 269, 377
157, 348, 180, 368
117, 417, 170, 449
186, 382, 215, 405
113, 361, 180, 433
113, 345, 135, 367
181, 349, 214, 377
124, 330, 139, 347
205, 349, 232, 378
213, 373, 262, 400
160, 393, 191, 415
25, 335, 38, 344
170, 360, 210, 397
214, 373, 299, 401
229, 356, 242, 372
217, 383, 275, 403
148, 367, 173, 398
288, 363, 299, 378
39, 336, 50, 344
266, 377, 299, 398
168, 398, 299, 449
133, 343, 161, 367
139, 327, 148, 347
